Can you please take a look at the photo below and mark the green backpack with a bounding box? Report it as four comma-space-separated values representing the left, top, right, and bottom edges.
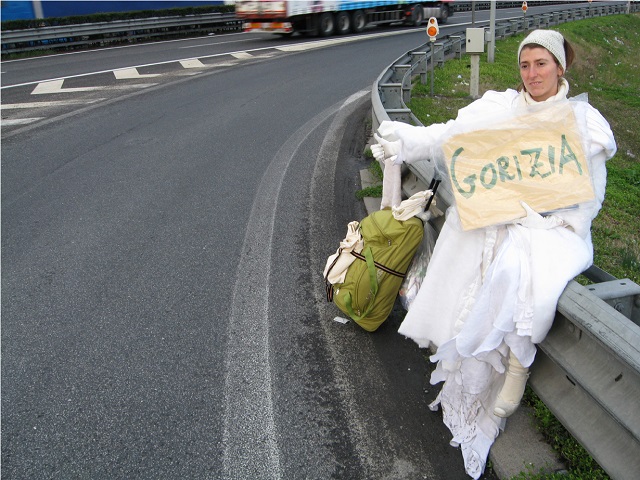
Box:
326, 209, 424, 332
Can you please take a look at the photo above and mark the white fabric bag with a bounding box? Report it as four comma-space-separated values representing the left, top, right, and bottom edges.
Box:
323, 221, 364, 285
399, 221, 438, 311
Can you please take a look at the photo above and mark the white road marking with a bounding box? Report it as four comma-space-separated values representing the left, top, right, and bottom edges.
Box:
1, 117, 44, 126
113, 67, 160, 79
231, 52, 253, 59
32, 79, 103, 94
179, 36, 256, 49
2, 28, 423, 90
276, 36, 361, 52
179, 59, 207, 68
1, 99, 105, 109
31, 79, 155, 94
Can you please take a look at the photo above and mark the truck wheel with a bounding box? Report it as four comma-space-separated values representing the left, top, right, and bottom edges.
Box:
335, 11, 350, 35
350, 10, 366, 33
318, 12, 335, 36
439, 5, 450, 24
406, 3, 424, 27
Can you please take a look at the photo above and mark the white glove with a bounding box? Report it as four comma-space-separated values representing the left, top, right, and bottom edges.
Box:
372, 134, 404, 165
370, 142, 387, 164
514, 201, 565, 229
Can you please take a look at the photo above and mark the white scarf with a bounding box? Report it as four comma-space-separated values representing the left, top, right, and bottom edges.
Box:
519, 77, 569, 106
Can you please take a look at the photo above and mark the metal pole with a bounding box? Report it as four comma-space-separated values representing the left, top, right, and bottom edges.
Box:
470, 54, 480, 99
472, 1, 476, 26
430, 41, 435, 97
488, 0, 496, 63
33, 0, 44, 19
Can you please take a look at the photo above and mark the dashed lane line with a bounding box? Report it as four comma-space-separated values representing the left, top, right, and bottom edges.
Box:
113, 67, 160, 79
179, 59, 208, 68
231, 52, 253, 60
1, 30, 418, 130
2, 27, 423, 91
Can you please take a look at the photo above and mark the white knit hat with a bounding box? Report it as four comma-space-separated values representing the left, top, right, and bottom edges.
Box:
517, 30, 566, 71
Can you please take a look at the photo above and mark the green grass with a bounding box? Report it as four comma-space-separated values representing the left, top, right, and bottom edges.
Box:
516, 388, 610, 480
356, 150, 384, 199
405, 13, 640, 480
355, 185, 383, 199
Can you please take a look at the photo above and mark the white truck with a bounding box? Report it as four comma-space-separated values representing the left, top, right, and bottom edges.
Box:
235, 1, 454, 36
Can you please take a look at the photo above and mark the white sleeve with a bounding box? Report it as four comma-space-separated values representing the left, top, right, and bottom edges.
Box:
393, 120, 454, 164
377, 120, 452, 164
585, 105, 616, 162
551, 103, 616, 238
377, 90, 519, 165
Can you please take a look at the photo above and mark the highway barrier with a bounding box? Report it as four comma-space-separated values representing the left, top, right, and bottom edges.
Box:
1, 1, 622, 55
371, 3, 640, 479
1, 12, 241, 54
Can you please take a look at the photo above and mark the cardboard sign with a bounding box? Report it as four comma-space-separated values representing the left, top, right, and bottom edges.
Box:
441, 103, 594, 230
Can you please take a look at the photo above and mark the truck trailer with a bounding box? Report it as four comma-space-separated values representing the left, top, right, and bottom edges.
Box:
235, 1, 454, 36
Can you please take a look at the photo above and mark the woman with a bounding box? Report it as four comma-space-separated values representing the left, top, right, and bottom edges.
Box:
372, 30, 616, 478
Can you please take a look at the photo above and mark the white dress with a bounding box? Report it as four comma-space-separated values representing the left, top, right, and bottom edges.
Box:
381, 81, 617, 478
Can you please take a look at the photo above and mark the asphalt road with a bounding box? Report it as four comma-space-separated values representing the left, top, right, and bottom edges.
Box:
1, 23, 484, 479
2, 3, 595, 477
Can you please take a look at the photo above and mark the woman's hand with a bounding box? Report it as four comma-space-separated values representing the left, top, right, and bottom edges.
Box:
514, 201, 565, 229
371, 134, 404, 165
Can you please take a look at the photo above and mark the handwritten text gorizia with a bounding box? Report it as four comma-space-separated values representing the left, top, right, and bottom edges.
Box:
450, 134, 585, 199
440, 104, 595, 230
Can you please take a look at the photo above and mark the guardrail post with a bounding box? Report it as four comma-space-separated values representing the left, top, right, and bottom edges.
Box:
391, 64, 410, 83
385, 108, 413, 123
411, 52, 428, 85
495, 24, 507, 39
587, 279, 640, 326
433, 43, 445, 68
449, 35, 463, 59
378, 83, 404, 110
392, 64, 412, 104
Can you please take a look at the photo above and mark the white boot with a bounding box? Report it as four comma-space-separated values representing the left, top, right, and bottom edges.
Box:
493, 351, 529, 418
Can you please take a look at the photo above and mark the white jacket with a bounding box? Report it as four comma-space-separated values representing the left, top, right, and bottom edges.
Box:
381, 84, 616, 359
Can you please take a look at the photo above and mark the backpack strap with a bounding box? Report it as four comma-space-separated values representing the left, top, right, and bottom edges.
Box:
344, 247, 379, 322
350, 251, 405, 278
324, 248, 343, 302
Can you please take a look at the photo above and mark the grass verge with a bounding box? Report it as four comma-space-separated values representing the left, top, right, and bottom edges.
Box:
356, 148, 384, 199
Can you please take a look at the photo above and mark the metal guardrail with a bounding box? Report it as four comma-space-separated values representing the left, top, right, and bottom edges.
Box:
1, 2, 627, 54
371, 3, 640, 479
1, 13, 241, 54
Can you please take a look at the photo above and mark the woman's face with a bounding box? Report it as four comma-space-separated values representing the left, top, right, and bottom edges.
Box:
519, 46, 564, 102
